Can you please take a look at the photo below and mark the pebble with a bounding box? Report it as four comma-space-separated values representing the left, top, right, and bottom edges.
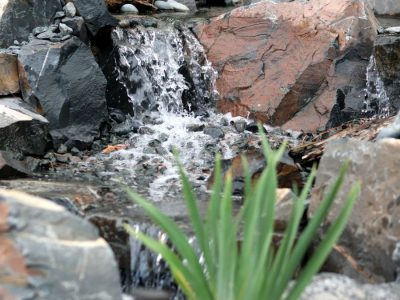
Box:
120, 4, 139, 14
59, 23, 73, 36
63, 2, 77, 18
154, 0, 190, 12
33, 26, 48, 36
384, 26, 400, 34
57, 144, 68, 154
203, 126, 225, 139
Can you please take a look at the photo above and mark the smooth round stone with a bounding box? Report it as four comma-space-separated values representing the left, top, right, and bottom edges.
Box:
120, 4, 139, 14
385, 26, 400, 34
154, 0, 190, 12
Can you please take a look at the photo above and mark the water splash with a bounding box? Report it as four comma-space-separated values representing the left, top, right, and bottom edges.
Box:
112, 22, 217, 117
364, 55, 390, 118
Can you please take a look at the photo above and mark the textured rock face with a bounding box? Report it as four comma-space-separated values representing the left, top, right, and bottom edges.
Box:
0, 0, 62, 48
17, 37, 108, 149
364, 0, 400, 15
310, 139, 400, 283
196, 0, 378, 132
0, 51, 19, 96
0, 97, 49, 156
70, 0, 118, 36
373, 35, 400, 110
0, 189, 123, 300
0, 151, 30, 179
300, 273, 400, 300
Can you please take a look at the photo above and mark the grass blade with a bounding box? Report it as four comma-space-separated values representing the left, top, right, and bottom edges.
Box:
176, 156, 215, 289
126, 189, 212, 298
278, 162, 349, 288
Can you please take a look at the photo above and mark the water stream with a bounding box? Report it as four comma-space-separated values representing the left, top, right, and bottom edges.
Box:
364, 55, 390, 117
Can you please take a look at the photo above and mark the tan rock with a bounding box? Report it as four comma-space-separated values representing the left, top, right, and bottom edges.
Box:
0, 52, 19, 96
310, 138, 400, 283
196, 0, 378, 132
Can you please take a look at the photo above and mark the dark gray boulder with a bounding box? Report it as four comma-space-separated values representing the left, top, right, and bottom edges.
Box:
0, 189, 123, 300
0, 0, 62, 48
0, 97, 49, 156
18, 37, 108, 149
70, 0, 118, 37
364, 0, 400, 16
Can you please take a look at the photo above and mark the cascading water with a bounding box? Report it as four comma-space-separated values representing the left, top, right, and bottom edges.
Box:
88, 18, 300, 296
112, 21, 216, 116
364, 55, 390, 118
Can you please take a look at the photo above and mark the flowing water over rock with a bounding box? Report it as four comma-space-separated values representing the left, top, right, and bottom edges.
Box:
81, 19, 301, 294
364, 55, 390, 117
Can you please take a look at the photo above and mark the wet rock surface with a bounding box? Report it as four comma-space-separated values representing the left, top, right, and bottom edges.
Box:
97, 18, 217, 117
0, 189, 123, 300
310, 138, 400, 283
0, 97, 49, 156
17, 37, 108, 150
373, 35, 400, 111
196, 0, 378, 132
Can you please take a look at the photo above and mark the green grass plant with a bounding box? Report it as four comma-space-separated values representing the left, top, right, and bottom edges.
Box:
124, 125, 360, 300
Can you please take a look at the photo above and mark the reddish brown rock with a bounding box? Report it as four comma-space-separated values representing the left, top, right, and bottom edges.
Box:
196, 0, 378, 132
0, 52, 19, 96
310, 139, 400, 283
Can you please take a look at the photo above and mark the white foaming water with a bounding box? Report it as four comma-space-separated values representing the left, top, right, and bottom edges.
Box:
364, 55, 390, 117
109, 110, 249, 201
106, 22, 252, 201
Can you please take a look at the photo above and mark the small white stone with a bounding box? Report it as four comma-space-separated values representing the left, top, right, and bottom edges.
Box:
385, 26, 400, 34
63, 2, 76, 18
120, 4, 139, 14
154, 0, 190, 12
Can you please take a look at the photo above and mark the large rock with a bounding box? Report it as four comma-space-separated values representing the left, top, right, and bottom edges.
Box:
0, 189, 123, 299
196, 0, 378, 132
300, 273, 400, 300
0, 0, 62, 48
364, 0, 400, 15
373, 35, 400, 111
310, 139, 400, 283
18, 37, 108, 149
70, 0, 118, 37
0, 51, 19, 96
0, 97, 49, 156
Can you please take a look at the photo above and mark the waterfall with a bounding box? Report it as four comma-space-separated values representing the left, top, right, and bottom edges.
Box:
364, 55, 390, 118
112, 21, 217, 117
